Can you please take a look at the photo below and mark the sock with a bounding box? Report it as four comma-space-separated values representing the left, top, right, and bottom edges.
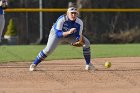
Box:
83, 47, 91, 65
33, 51, 47, 65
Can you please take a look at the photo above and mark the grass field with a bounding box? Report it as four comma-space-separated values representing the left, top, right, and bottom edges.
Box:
0, 44, 140, 63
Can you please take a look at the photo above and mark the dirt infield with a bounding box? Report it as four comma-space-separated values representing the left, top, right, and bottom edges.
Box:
0, 57, 140, 93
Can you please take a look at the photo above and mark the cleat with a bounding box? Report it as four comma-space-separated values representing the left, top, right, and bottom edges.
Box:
29, 64, 37, 71
85, 63, 95, 71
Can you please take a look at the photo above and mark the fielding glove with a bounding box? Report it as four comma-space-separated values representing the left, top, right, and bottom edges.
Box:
71, 35, 85, 47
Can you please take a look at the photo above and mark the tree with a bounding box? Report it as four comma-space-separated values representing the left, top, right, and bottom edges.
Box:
5, 18, 17, 36
4, 18, 18, 45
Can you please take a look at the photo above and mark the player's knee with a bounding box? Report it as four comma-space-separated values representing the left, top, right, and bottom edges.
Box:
83, 39, 90, 48
43, 49, 52, 56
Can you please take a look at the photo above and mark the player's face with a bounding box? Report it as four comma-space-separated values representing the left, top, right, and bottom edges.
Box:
67, 11, 78, 21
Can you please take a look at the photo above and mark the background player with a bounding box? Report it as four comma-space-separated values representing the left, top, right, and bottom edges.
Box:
29, 7, 95, 71
0, 0, 8, 45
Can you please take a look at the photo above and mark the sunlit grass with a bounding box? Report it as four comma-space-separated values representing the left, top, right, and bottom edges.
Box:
0, 44, 140, 63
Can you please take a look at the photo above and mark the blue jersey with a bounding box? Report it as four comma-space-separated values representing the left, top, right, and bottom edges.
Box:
53, 15, 83, 38
0, 6, 4, 14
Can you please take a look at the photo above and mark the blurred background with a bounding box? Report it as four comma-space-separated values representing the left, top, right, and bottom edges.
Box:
2, 0, 140, 45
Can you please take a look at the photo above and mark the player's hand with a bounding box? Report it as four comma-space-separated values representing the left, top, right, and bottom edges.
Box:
71, 35, 85, 47
69, 28, 76, 34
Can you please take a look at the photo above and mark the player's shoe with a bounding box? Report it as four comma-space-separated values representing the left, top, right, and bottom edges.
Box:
29, 64, 37, 71
85, 63, 95, 71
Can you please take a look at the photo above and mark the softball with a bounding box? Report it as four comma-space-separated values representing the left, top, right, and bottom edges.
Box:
104, 61, 112, 68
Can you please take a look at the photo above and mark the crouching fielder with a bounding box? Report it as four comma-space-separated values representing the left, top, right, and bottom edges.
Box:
29, 7, 95, 71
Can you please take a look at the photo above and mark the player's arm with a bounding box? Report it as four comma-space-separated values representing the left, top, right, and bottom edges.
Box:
54, 16, 76, 38
55, 28, 76, 38
62, 28, 76, 37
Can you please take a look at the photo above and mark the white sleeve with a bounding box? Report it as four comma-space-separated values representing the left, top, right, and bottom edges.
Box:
77, 18, 83, 35
80, 21, 83, 35
55, 17, 65, 30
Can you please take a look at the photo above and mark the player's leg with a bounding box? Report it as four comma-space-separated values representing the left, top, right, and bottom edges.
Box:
82, 36, 90, 64
66, 36, 95, 70
0, 15, 5, 44
82, 36, 95, 70
30, 29, 60, 71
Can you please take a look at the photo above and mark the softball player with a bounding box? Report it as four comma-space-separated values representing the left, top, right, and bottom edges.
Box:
30, 7, 95, 71
0, 0, 8, 44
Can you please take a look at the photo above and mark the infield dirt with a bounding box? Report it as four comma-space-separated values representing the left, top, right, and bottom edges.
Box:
0, 57, 140, 93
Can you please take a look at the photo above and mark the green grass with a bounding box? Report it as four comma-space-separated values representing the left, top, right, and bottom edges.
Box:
93, 44, 140, 57
0, 44, 140, 63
